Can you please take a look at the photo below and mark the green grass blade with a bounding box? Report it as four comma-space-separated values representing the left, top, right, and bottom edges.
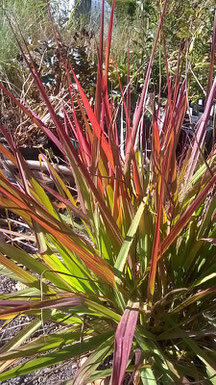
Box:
114, 197, 148, 284
0, 331, 113, 381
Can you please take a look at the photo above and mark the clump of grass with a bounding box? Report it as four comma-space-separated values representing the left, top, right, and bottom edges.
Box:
0, 0, 49, 57
0, 1, 215, 384
0, 0, 53, 90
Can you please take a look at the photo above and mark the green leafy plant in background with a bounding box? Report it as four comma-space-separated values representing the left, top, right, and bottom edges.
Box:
1, 0, 215, 101
0, 0, 215, 384
109, 0, 216, 101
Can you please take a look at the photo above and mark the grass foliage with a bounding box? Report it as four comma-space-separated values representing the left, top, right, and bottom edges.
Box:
0, 0, 215, 384
0, 0, 49, 89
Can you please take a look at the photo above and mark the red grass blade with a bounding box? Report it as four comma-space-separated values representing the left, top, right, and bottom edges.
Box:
71, 67, 115, 171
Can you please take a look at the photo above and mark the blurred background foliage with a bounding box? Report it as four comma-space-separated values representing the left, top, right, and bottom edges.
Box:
0, 0, 49, 90
0, 0, 215, 101
110, 0, 216, 101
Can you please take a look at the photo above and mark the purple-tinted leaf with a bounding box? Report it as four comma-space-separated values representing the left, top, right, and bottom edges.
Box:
112, 302, 139, 385
0, 296, 84, 317
184, 77, 216, 183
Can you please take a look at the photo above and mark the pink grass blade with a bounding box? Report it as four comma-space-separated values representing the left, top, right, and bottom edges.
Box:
112, 302, 139, 385
0, 296, 84, 317
126, 45, 131, 129
90, 0, 104, 174
104, 0, 116, 87
0, 84, 64, 155
124, 0, 169, 175
206, 11, 216, 98
94, 0, 104, 121
184, 77, 216, 185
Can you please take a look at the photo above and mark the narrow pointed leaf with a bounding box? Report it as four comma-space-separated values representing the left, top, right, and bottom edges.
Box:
0, 332, 113, 381
161, 175, 216, 255
112, 301, 139, 385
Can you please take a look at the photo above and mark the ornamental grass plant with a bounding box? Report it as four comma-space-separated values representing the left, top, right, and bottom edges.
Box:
0, 0, 215, 384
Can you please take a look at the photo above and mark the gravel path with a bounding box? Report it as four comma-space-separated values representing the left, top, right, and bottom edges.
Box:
0, 276, 77, 385
1, 360, 77, 385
